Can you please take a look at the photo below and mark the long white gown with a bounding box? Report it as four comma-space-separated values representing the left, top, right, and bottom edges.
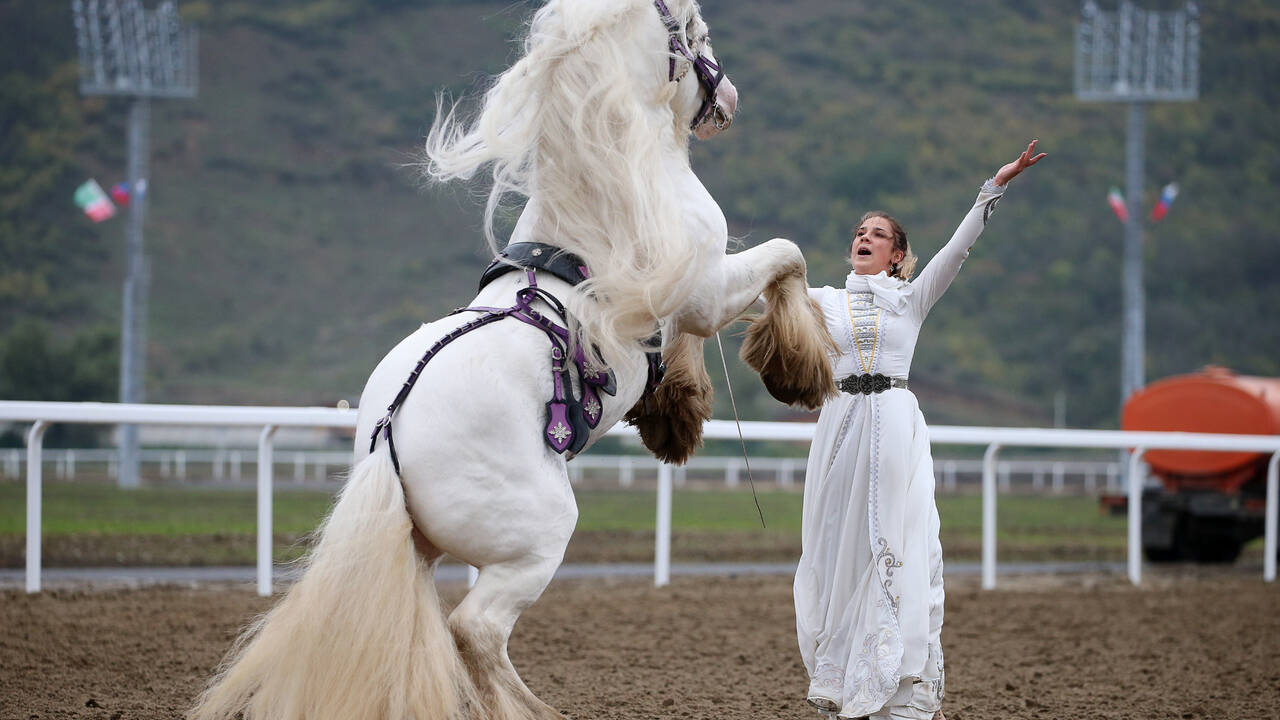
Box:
794, 180, 1005, 719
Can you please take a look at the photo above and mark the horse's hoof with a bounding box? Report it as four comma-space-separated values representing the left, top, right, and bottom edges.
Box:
740, 293, 837, 410
760, 371, 831, 410
742, 330, 835, 410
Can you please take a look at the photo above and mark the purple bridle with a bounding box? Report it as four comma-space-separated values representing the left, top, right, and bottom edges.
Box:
652, 0, 725, 129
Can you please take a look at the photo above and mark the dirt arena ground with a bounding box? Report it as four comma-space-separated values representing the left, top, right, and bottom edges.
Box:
3, 570, 1277, 720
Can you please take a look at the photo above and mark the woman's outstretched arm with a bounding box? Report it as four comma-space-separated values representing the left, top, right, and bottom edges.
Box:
911, 140, 1046, 317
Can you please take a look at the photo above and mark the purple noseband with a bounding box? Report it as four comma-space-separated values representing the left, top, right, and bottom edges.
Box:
652, 0, 724, 129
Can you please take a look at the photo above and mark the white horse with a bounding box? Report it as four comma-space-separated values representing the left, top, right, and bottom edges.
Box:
191, 1, 833, 719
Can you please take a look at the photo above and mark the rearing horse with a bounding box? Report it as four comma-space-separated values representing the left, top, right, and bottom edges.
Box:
191, 2, 834, 719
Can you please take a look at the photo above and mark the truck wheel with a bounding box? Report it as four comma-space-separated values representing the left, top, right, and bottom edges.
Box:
1195, 538, 1243, 564
1144, 546, 1182, 563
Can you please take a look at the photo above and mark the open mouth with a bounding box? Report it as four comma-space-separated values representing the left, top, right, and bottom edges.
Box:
856, 247, 872, 257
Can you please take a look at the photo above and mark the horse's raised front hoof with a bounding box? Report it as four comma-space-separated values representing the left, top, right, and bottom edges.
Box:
740, 295, 836, 410
624, 375, 711, 465
624, 333, 713, 465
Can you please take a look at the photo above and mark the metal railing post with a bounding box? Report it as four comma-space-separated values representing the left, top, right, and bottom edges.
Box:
619, 456, 633, 488
982, 443, 1000, 590
655, 462, 672, 587
1128, 447, 1146, 585
1265, 451, 1279, 583
26, 421, 49, 594
257, 425, 278, 596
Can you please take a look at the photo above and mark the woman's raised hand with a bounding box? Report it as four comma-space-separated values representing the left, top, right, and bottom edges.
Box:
993, 140, 1046, 187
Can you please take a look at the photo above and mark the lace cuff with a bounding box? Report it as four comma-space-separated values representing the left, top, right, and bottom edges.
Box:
980, 176, 1005, 195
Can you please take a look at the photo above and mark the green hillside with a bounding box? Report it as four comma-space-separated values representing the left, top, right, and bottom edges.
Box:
2, 0, 1277, 430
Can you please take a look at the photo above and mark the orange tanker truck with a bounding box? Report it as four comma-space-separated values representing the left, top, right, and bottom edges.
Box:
1122, 367, 1280, 563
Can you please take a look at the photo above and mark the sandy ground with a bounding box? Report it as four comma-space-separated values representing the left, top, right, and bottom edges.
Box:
2, 570, 1278, 720
0, 528, 1139, 568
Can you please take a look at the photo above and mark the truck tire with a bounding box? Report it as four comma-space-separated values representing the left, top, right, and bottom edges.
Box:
1191, 537, 1242, 564
1144, 545, 1183, 563
1178, 521, 1243, 564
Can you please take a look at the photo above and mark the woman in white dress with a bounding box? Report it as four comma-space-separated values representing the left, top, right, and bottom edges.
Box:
794, 141, 1045, 720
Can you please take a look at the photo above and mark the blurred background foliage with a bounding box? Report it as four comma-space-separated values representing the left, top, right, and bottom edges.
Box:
1, 0, 1276, 431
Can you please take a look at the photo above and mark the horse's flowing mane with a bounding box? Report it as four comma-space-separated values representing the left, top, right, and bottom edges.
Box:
423, 0, 703, 364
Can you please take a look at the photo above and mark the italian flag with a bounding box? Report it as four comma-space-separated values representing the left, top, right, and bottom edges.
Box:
1107, 186, 1128, 223
74, 179, 116, 222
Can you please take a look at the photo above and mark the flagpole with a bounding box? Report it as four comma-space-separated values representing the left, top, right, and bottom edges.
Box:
118, 97, 151, 489
1121, 100, 1145, 405
1076, 0, 1198, 508
73, 1, 197, 489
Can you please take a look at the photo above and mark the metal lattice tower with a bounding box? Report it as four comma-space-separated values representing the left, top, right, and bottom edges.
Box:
73, 0, 198, 98
1076, 0, 1199, 103
72, 0, 198, 488
1074, 1, 1198, 412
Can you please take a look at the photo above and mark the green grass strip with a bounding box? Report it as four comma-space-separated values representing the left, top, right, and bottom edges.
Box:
0, 482, 1124, 540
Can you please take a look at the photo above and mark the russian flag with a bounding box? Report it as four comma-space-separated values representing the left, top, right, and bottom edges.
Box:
110, 182, 131, 207
1107, 186, 1128, 223
1150, 182, 1179, 222
73, 179, 116, 223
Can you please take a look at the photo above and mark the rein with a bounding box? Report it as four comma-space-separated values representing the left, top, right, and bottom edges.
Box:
652, 0, 725, 129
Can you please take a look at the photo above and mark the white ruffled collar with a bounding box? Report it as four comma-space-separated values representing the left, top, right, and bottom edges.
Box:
845, 270, 912, 314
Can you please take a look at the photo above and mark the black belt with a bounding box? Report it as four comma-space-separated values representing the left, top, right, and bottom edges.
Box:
839, 373, 908, 395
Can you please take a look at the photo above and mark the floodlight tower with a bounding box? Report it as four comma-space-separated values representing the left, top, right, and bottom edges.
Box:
72, 0, 197, 487
1075, 0, 1198, 412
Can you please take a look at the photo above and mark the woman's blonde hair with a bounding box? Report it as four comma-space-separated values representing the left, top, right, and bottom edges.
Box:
853, 210, 917, 280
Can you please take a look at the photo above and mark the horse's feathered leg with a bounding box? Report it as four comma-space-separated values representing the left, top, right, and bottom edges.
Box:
740, 272, 837, 409
624, 332, 713, 465
669, 238, 837, 411
450, 554, 568, 720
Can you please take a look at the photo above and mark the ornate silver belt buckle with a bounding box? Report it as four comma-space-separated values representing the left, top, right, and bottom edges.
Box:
872, 373, 890, 393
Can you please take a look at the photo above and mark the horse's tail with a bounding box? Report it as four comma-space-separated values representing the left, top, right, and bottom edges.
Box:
189, 446, 475, 720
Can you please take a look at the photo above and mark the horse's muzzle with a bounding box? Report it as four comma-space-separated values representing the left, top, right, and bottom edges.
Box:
694, 76, 737, 140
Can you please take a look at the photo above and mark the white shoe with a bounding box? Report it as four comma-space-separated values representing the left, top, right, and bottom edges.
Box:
806, 692, 840, 713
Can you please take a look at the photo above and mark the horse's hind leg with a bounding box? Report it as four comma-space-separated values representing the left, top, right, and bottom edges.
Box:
449, 555, 566, 720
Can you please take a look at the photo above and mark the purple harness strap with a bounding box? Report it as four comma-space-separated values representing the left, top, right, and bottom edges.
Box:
370, 271, 615, 474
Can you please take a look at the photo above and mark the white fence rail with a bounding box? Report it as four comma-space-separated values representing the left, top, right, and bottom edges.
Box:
2, 401, 1278, 596
2, 447, 1130, 494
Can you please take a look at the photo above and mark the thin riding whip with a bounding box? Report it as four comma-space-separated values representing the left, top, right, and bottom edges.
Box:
714, 331, 766, 529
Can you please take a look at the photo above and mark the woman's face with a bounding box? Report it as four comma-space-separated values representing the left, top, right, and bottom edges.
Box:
850, 216, 904, 275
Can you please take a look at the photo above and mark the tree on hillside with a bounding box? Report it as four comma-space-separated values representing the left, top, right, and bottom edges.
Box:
0, 321, 118, 447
